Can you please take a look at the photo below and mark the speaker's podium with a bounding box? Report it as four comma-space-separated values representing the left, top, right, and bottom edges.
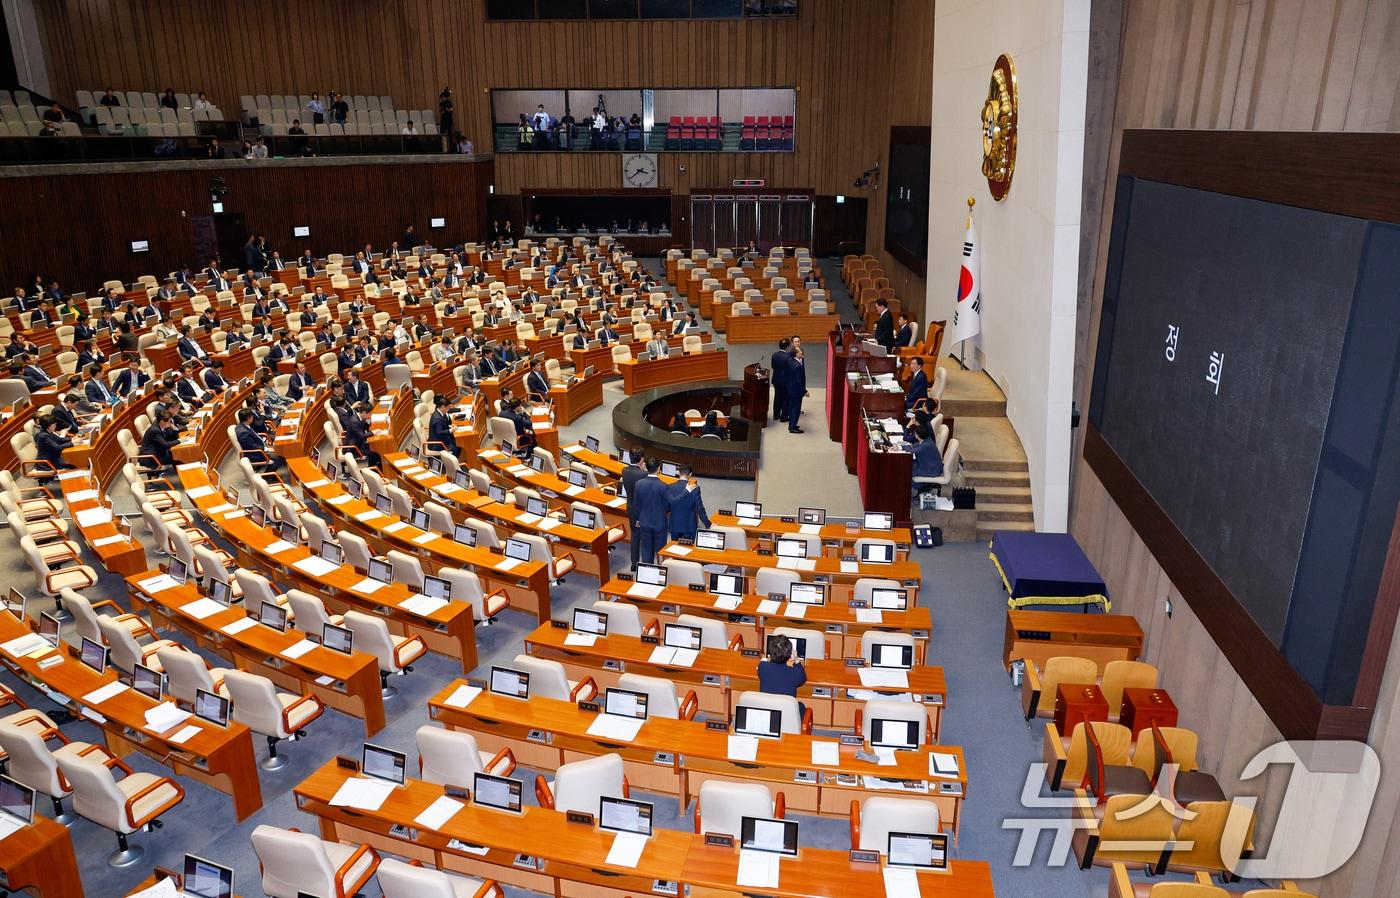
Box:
826, 329, 898, 441
741, 362, 770, 425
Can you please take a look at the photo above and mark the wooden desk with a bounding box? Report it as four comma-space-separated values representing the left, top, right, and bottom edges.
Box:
619, 351, 729, 395
176, 464, 481, 673
597, 578, 932, 661
54, 468, 148, 575
126, 872, 246, 897
381, 453, 612, 582
708, 513, 912, 560
0, 816, 83, 898
127, 570, 387, 737
843, 375, 906, 474
524, 623, 947, 738
656, 545, 923, 602
282, 458, 551, 626
478, 366, 528, 409
824, 332, 897, 443
549, 372, 604, 425
724, 313, 838, 344
293, 760, 994, 898
428, 685, 968, 836
856, 426, 914, 530
0, 610, 264, 821
477, 448, 631, 535
1002, 610, 1144, 673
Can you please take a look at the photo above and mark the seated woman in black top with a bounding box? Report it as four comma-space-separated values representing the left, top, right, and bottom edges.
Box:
757, 635, 807, 720
699, 410, 726, 439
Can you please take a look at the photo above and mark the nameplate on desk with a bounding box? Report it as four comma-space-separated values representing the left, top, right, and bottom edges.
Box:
687, 583, 705, 592
550, 619, 569, 628
755, 548, 772, 556
467, 677, 488, 691
704, 834, 734, 848
718, 508, 732, 516
678, 537, 694, 546
616, 572, 634, 581
705, 720, 729, 731
849, 599, 868, 608
661, 604, 680, 614
641, 634, 659, 645
740, 648, 760, 658
578, 700, 601, 713
779, 516, 795, 523
825, 624, 844, 634
566, 810, 595, 825
1016, 630, 1052, 640
839, 734, 865, 746
849, 849, 881, 864
842, 555, 857, 563
444, 784, 470, 801
336, 755, 361, 772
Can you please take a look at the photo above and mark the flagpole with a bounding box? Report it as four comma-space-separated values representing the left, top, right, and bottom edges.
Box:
951, 196, 975, 370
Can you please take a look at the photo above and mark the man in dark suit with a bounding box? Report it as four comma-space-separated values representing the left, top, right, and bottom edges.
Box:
666, 466, 710, 542
112, 355, 149, 397
337, 343, 359, 375
873, 298, 895, 352
905, 356, 929, 412
786, 337, 808, 433
501, 396, 536, 453
84, 364, 117, 406
267, 335, 298, 365
139, 410, 180, 472
176, 361, 209, 408
343, 368, 371, 405
250, 316, 273, 341
175, 266, 198, 295
618, 457, 647, 569
51, 393, 83, 436
5, 333, 37, 358
344, 402, 381, 467
235, 407, 280, 471
286, 361, 315, 401
631, 457, 671, 566
300, 250, 317, 276
596, 324, 619, 346
33, 414, 73, 478
14, 357, 53, 391
202, 359, 228, 393
479, 347, 504, 378
894, 314, 914, 349
205, 261, 230, 292
771, 338, 791, 424
525, 359, 551, 399
298, 303, 317, 327
177, 325, 208, 362
427, 394, 460, 456
28, 301, 54, 329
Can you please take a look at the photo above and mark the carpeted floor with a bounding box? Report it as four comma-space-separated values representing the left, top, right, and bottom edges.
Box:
0, 257, 1124, 898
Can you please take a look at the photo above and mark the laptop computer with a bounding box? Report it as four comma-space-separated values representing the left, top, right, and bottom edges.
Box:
587, 687, 650, 741
887, 832, 948, 870
180, 854, 235, 898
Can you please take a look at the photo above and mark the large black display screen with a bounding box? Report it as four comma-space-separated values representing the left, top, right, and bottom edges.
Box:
884, 129, 930, 276
1090, 178, 1363, 646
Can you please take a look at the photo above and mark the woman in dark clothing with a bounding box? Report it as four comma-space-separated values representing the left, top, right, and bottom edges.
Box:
757, 635, 807, 720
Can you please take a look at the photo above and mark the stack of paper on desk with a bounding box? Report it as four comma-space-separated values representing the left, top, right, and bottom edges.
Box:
144, 701, 191, 733
648, 646, 698, 667
586, 714, 645, 742
736, 850, 780, 888
329, 777, 396, 811
606, 831, 648, 868
858, 668, 909, 689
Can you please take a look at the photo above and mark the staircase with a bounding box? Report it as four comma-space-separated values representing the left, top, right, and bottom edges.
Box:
936, 369, 1036, 540
963, 457, 1034, 541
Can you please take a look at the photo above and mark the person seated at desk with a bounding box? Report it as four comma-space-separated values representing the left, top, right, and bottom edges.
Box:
431, 334, 456, 364
457, 350, 482, 385
12, 357, 53, 392
666, 466, 710, 541
74, 338, 106, 371
152, 384, 191, 428
5, 332, 38, 359
428, 394, 460, 457
894, 313, 914, 349
51, 392, 84, 436
909, 424, 944, 497
344, 367, 372, 405
311, 285, 333, 308
27, 299, 55, 330
286, 360, 316, 401
33, 413, 74, 480
905, 356, 929, 412
501, 396, 537, 455
176, 361, 210, 408
337, 342, 360, 375
298, 302, 317, 328
235, 407, 281, 472
669, 410, 689, 433
674, 311, 701, 335
177, 325, 208, 362
267, 333, 298, 365
255, 371, 290, 410
525, 358, 551, 399
250, 315, 274, 342
345, 402, 382, 467
645, 334, 671, 359
139, 409, 180, 473
759, 634, 808, 719
82, 364, 115, 407
202, 359, 228, 393
596, 323, 620, 346
479, 347, 506, 378
223, 326, 249, 350
699, 410, 726, 439
72, 314, 99, 344
197, 307, 220, 332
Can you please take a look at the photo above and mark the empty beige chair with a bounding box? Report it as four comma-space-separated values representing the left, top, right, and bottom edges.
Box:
0, 716, 112, 824
695, 781, 784, 838
250, 824, 379, 898
378, 858, 503, 898
20, 534, 97, 600
771, 626, 828, 660
853, 537, 896, 563
610, 344, 633, 367
285, 589, 344, 634
534, 752, 627, 814
573, 500, 624, 547
591, 599, 643, 637
56, 751, 184, 867
509, 654, 597, 703
385, 549, 426, 588
617, 673, 697, 720
852, 577, 902, 605
63, 588, 150, 648
439, 567, 510, 624
514, 532, 575, 583
855, 698, 928, 748
490, 415, 518, 449
155, 645, 232, 705
98, 614, 182, 674
713, 525, 748, 550
344, 610, 427, 697
860, 630, 917, 667
675, 613, 734, 650
683, 334, 703, 354
850, 796, 942, 850
661, 558, 705, 587
416, 725, 516, 785
734, 690, 809, 734
223, 669, 324, 770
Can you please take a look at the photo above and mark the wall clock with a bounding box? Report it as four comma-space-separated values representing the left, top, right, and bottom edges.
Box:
622, 153, 658, 188
981, 53, 1018, 201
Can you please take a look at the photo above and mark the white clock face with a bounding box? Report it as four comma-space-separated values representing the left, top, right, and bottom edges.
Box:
623, 153, 658, 188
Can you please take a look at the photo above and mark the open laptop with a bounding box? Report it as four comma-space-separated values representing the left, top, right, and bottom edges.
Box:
180, 853, 235, 898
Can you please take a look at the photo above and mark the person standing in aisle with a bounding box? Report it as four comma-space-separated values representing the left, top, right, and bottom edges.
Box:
631, 456, 671, 566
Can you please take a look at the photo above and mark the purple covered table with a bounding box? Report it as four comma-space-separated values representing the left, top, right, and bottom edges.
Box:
988, 531, 1110, 611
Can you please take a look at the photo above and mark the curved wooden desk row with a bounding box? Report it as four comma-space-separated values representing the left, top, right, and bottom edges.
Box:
658, 545, 923, 602
428, 685, 967, 838
0, 814, 83, 898
53, 468, 148, 575
596, 578, 931, 665
723, 310, 841, 344
476, 448, 630, 528
619, 350, 730, 396
175, 461, 479, 673
523, 622, 946, 740
375, 454, 613, 582
0, 609, 263, 820
294, 760, 994, 898
127, 570, 387, 736
707, 512, 913, 560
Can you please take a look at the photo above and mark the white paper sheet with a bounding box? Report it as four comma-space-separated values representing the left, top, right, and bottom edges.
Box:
874, 748, 898, 766
494, 558, 522, 572
515, 513, 543, 525
605, 831, 649, 868
282, 639, 318, 659
350, 578, 386, 594
400, 595, 449, 616
811, 741, 841, 766
586, 714, 644, 742
169, 724, 202, 745
83, 681, 129, 705
667, 545, 692, 556
563, 633, 598, 647
293, 556, 340, 577
883, 866, 922, 898
124, 877, 180, 898
262, 540, 295, 555
185, 485, 216, 500
856, 609, 884, 623
180, 598, 227, 620
538, 517, 562, 531
413, 532, 438, 545
67, 488, 97, 502
136, 574, 178, 593
443, 685, 482, 708
606, 498, 626, 508
564, 485, 585, 496
781, 603, 807, 619
207, 503, 235, 515
727, 735, 759, 762
858, 668, 909, 689
737, 517, 762, 527
756, 599, 781, 615
736, 850, 780, 888
627, 583, 664, 599
383, 521, 410, 533
353, 510, 384, 522
799, 523, 822, 535
840, 561, 859, 574
328, 776, 396, 811
92, 534, 131, 547
328, 494, 354, 505
1, 634, 50, 658
776, 558, 800, 571
712, 596, 741, 611
221, 617, 257, 635
415, 795, 465, 830
144, 701, 191, 733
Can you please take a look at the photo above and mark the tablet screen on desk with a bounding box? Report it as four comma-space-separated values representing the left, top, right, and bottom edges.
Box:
488, 484, 507, 504
454, 470, 472, 489
183, 853, 234, 898
870, 588, 908, 610
368, 558, 394, 584
710, 573, 744, 597
529, 454, 546, 472
735, 501, 762, 520
636, 563, 667, 587
195, 689, 230, 727
37, 611, 60, 647
567, 469, 589, 488
798, 507, 826, 525
423, 574, 451, 601
859, 542, 893, 564
5, 588, 24, 621
585, 435, 600, 452
603, 687, 649, 720
734, 705, 781, 739
888, 832, 947, 870
504, 538, 531, 562
79, 637, 108, 674
278, 521, 300, 545
362, 743, 406, 784
209, 579, 232, 606
426, 456, 445, 475
573, 608, 608, 635
776, 538, 806, 559
374, 493, 394, 514
259, 601, 288, 632
741, 816, 798, 856
346, 478, 364, 498
410, 508, 432, 531
788, 583, 825, 605
871, 643, 914, 670
526, 496, 549, 517
695, 529, 725, 550
453, 524, 479, 547
664, 623, 702, 650
0, 775, 33, 826
319, 541, 344, 566
570, 508, 597, 529
862, 512, 893, 531
249, 505, 267, 527
473, 772, 522, 812
167, 557, 189, 584
133, 662, 164, 700
489, 666, 530, 699
870, 718, 919, 751
660, 462, 681, 478
600, 796, 653, 836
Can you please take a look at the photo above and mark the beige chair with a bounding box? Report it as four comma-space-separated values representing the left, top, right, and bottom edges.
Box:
850, 796, 942, 848
591, 599, 644, 637
695, 781, 784, 838
343, 610, 427, 697
661, 558, 705, 587
56, 750, 184, 867
97, 614, 182, 674
415, 725, 515, 786
508, 654, 597, 704
378, 858, 502, 898
771, 626, 828, 660
223, 669, 324, 770
20, 534, 97, 603
439, 567, 510, 624
285, 589, 344, 634
64, 588, 152, 648
514, 532, 576, 583
734, 690, 810, 734
534, 752, 628, 815
855, 698, 928, 749
0, 707, 114, 824
616, 672, 698, 720
675, 613, 736, 650
155, 645, 232, 705
250, 824, 379, 898
754, 567, 800, 597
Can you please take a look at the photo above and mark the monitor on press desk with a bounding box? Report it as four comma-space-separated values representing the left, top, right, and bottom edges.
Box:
473, 772, 523, 812
182, 853, 235, 898
504, 538, 532, 562
741, 816, 799, 856
453, 523, 479, 547
664, 623, 702, 650
788, 582, 825, 605
368, 558, 394, 583
863, 511, 894, 531
603, 687, 649, 720
490, 666, 530, 699
860, 542, 894, 564
734, 705, 782, 739
710, 572, 744, 596
573, 607, 608, 635
322, 623, 354, 654
735, 501, 762, 520
599, 796, 654, 836
362, 743, 407, 785
571, 507, 596, 529
871, 642, 914, 670
695, 529, 725, 550
775, 537, 806, 559
870, 587, 908, 610
636, 563, 667, 586
660, 461, 681, 478
133, 663, 164, 700
870, 717, 920, 751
